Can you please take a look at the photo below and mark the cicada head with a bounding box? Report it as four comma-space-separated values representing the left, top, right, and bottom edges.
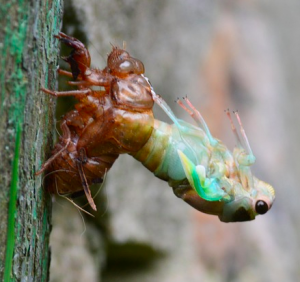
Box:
176, 148, 275, 222
218, 175, 275, 222
173, 109, 275, 222
215, 144, 275, 222
217, 111, 275, 222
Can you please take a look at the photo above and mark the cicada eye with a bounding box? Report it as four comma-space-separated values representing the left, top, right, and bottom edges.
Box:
108, 49, 129, 67
255, 200, 268, 215
118, 60, 134, 72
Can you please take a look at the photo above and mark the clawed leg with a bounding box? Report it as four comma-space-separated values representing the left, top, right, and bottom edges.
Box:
176, 97, 218, 146
36, 120, 98, 211
41, 87, 92, 97
57, 68, 90, 88
57, 68, 74, 78
36, 120, 71, 175
76, 148, 97, 211
55, 32, 89, 58
55, 32, 91, 79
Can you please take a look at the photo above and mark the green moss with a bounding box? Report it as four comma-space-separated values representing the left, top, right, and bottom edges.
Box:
1, 0, 62, 280
2, 1, 28, 280
4, 123, 21, 282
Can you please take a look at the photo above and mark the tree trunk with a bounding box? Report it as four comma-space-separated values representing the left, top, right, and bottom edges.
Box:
0, 1, 63, 281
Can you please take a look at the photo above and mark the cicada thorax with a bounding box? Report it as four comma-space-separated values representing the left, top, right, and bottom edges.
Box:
48, 82, 154, 195
67, 45, 155, 158
77, 74, 154, 157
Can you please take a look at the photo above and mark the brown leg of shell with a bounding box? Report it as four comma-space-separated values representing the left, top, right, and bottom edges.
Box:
55, 32, 91, 79
76, 148, 97, 211
40, 87, 91, 97
36, 120, 71, 175
57, 68, 74, 78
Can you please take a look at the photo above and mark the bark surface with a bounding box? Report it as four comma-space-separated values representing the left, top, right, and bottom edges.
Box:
0, 1, 63, 281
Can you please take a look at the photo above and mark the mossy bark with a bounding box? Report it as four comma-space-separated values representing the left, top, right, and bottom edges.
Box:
0, 0, 63, 281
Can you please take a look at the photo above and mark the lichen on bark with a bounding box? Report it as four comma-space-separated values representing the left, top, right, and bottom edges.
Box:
0, 0, 63, 281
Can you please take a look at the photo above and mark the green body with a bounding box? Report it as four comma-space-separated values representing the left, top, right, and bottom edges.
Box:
132, 113, 275, 222
133, 119, 212, 181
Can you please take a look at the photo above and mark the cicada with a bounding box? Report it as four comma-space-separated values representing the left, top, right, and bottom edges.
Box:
37, 33, 275, 222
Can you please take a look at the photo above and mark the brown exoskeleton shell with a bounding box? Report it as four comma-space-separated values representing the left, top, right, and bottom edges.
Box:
37, 33, 154, 210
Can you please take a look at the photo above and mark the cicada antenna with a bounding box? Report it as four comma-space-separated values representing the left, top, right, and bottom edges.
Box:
64, 196, 94, 218
88, 39, 106, 64
53, 176, 94, 218
99, 169, 110, 217
109, 42, 116, 49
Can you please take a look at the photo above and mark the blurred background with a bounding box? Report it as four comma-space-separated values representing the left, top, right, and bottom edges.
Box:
49, 0, 300, 281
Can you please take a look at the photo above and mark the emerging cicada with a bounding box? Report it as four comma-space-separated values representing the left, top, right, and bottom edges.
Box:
37, 33, 275, 222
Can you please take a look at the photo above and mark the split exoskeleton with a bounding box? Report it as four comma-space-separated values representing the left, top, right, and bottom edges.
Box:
37, 33, 275, 222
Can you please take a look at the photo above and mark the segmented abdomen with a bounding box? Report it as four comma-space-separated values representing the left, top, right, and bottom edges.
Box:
131, 120, 172, 180
132, 119, 211, 184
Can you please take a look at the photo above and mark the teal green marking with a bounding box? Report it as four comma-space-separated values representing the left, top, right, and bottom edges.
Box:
4, 123, 21, 282
191, 168, 204, 198
191, 168, 223, 201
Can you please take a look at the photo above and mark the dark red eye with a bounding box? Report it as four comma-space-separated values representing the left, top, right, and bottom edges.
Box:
255, 200, 268, 214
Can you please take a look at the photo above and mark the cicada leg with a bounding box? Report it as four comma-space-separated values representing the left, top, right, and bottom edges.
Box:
76, 148, 97, 211
234, 111, 255, 162
36, 120, 71, 175
55, 32, 91, 79
176, 97, 218, 146
57, 68, 74, 78
40, 87, 92, 97
57, 68, 91, 90
225, 110, 256, 166
149, 89, 182, 128
225, 110, 256, 191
